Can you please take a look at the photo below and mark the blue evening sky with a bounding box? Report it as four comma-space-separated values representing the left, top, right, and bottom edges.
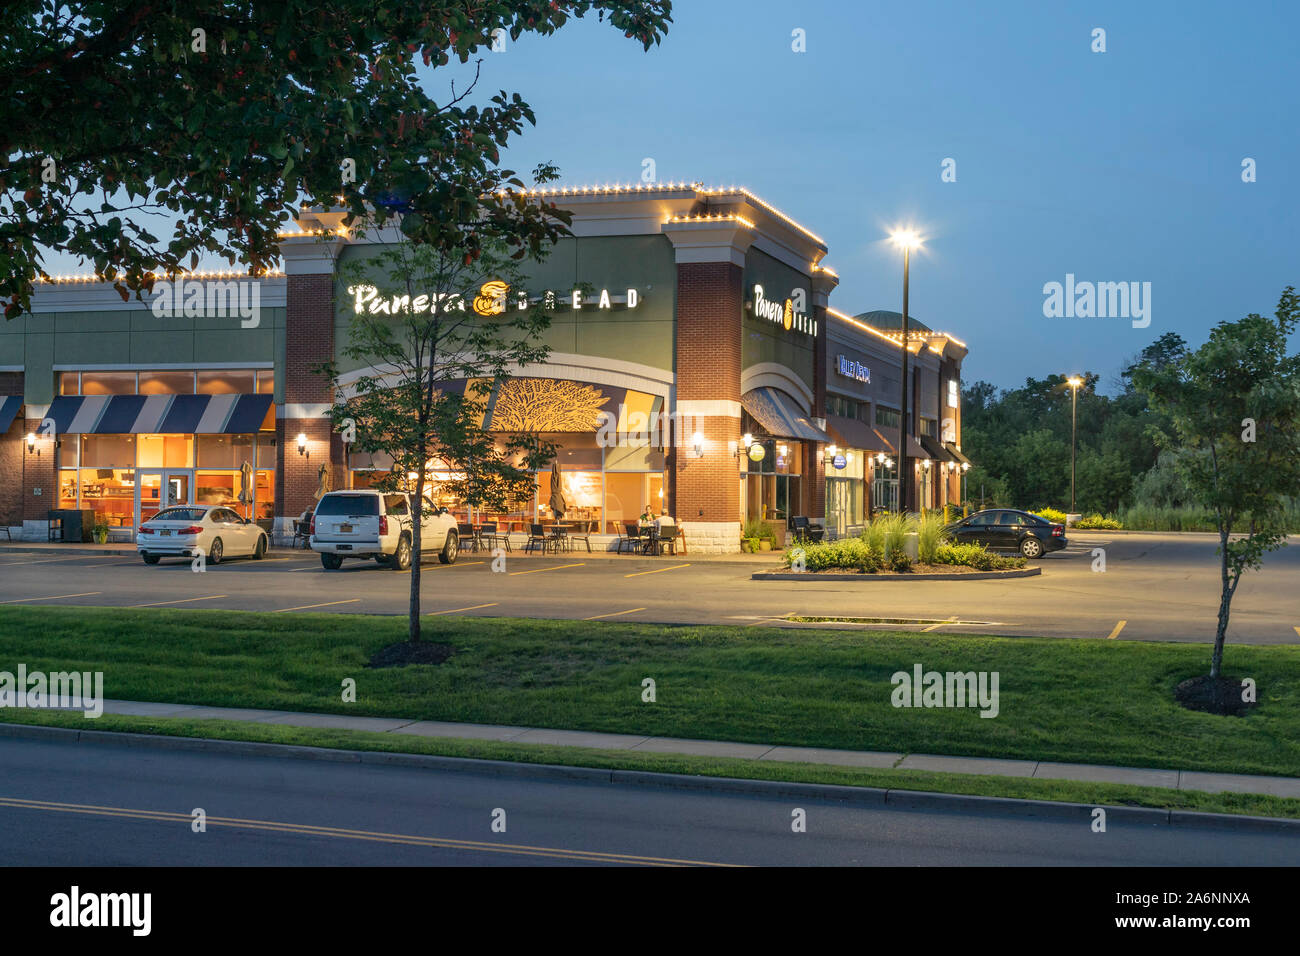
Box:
441, 0, 1298, 392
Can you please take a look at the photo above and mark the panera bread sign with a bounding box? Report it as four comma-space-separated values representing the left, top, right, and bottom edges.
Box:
750, 284, 816, 336
347, 280, 641, 317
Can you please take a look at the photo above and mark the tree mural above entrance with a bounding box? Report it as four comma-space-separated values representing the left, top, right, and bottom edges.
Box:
490, 379, 612, 432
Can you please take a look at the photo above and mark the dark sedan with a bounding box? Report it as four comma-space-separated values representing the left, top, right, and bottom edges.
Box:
943, 509, 1067, 558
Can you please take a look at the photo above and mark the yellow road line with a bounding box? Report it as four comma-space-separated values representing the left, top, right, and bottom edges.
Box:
131, 595, 227, 608
1294, 626, 1300, 639
623, 563, 690, 578
0, 591, 102, 604
510, 562, 586, 576
1106, 620, 1127, 640
0, 796, 738, 867
583, 607, 647, 621
426, 603, 498, 616
274, 599, 360, 613
922, 615, 959, 633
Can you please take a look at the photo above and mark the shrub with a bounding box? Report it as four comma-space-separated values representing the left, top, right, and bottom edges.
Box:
877, 511, 913, 562
1076, 514, 1122, 530
742, 518, 773, 540
785, 538, 883, 573
916, 511, 945, 564
934, 543, 1027, 571
861, 515, 887, 554
1032, 507, 1068, 524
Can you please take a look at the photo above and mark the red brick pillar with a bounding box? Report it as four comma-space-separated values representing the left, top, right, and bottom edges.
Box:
0, 372, 24, 534
278, 232, 347, 542
20, 417, 56, 527
663, 219, 754, 554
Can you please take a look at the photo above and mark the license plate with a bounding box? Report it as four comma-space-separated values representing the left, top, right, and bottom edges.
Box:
160, 530, 171, 537
337, 544, 352, 551
340, 523, 353, 533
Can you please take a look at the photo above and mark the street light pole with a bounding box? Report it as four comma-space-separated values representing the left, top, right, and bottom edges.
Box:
889, 229, 922, 514
1067, 376, 1083, 514
898, 243, 909, 513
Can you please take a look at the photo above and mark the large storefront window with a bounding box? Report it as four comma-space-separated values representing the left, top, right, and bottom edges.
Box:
825, 450, 865, 538
740, 437, 804, 527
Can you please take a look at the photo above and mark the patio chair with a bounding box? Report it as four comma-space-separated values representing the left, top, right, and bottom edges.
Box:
658, 525, 685, 556
525, 523, 551, 553
47, 511, 63, 542
567, 519, 592, 553
291, 518, 311, 549
549, 524, 570, 553
457, 522, 479, 553
479, 521, 510, 552
617, 522, 643, 554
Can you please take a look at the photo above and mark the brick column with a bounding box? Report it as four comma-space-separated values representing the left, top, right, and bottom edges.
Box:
0, 372, 23, 534
663, 219, 754, 554
277, 228, 348, 543
20, 417, 55, 528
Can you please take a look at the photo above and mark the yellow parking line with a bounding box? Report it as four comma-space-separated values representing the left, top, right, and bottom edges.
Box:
426, 603, 499, 616
922, 615, 959, 632
131, 595, 227, 608
274, 599, 360, 613
0, 591, 102, 604
624, 563, 690, 578
1294, 626, 1300, 638
510, 563, 586, 576
1106, 620, 1127, 640
583, 607, 647, 621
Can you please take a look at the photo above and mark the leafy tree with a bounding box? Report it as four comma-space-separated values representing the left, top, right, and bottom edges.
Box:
320, 236, 556, 643
1131, 288, 1300, 682
1, 0, 673, 318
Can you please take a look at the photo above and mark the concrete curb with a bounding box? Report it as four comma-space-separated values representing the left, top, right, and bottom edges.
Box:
4, 721, 1298, 834
752, 567, 1042, 582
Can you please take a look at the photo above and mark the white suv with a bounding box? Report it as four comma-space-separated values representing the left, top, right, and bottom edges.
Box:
309, 490, 459, 570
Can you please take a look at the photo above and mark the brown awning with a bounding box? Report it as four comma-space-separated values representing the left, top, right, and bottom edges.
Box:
741, 387, 830, 442
945, 442, 973, 466
920, 435, 956, 462
825, 415, 893, 454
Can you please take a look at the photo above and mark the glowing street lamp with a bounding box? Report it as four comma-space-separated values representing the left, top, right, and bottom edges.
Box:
1066, 375, 1085, 513
889, 228, 924, 512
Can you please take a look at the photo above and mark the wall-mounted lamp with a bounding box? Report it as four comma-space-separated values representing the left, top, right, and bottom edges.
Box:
777, 443, 788, 458
922, 458, 932, 470
961, 461, 971, 472
26, 432, 37, 455
691, 431, 704, 458
296, 433, 309, 458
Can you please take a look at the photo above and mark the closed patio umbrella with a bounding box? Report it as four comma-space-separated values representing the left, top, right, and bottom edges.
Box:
238, 461, 253, 506
315, 463, 332, 499
548, 459, 566, 520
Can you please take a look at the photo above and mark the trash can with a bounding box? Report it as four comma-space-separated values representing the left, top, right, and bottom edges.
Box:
51, 509, 95, 543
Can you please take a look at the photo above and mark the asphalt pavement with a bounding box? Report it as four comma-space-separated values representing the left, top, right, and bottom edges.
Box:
2, 736, 1296, 866
0, 532, 1296, 644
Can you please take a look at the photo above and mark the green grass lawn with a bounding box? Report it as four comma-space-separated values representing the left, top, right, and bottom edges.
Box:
1, 606, 1297, 778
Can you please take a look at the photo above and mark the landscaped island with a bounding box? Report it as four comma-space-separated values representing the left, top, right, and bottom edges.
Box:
782, 513, 1027, 575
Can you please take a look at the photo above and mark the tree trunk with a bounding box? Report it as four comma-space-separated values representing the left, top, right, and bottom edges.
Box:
1211, 528, 1232, 678
409, 451, 426, 644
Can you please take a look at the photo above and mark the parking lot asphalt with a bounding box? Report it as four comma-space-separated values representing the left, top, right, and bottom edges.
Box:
0, 531, 1296, 644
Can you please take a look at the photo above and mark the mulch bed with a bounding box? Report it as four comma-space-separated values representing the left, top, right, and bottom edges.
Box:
367, 641, 456, 669
1174, 674, 1258, 717
795, 564, 1021, 575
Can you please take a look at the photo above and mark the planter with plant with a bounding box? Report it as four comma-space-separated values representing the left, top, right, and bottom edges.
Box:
91, 521, 110, 544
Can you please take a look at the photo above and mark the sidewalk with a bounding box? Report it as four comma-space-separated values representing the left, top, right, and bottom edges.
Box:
61, 698, 1300, 800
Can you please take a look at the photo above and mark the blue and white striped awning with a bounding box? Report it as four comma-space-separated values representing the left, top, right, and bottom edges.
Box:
0, 396, 22, 434
45, 393, 273, 435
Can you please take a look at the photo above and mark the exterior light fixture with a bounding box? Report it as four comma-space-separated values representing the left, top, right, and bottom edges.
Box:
692, 431, 704, 457
742, 432, 753, 448
296, 433, 309, 457
26, 432, 37, 455
777, 443, 788, 457
826, 443, 838, 459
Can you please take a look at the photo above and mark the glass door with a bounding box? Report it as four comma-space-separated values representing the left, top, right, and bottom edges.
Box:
136, 469, 194, 527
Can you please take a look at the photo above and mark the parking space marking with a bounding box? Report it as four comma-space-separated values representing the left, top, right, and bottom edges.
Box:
131, 595, 228, 608
0, 591, 102, 604
1294, 626, 1300, 639
0, 557, 122, 567
273, 599, 361, 613
922, 615, 959, 632
509, 563, 586, 576
623, 563, 690, 578
1106, 620, 1127, 640
583, 607, 647, 621
425, 603, 499, 616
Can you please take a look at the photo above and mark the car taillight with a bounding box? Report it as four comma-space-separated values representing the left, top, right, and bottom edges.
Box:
138, 526, 152, 534
179, 525, 203, 535
1052, 525, 1064, 536
309, 515, 315, 535
379, 515, 388, 535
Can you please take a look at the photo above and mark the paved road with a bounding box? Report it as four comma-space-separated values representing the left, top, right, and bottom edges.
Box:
0, 532, 1296, 644
1, 737, 1295, 866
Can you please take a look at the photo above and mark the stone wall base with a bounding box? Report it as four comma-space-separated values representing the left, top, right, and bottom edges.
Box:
681, 520, 741, 555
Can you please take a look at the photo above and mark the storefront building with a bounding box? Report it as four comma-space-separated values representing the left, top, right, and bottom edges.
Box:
3, 183, 970, 552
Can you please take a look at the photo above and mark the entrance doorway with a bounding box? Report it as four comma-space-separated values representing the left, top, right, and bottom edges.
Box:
137, 470, 193, 524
